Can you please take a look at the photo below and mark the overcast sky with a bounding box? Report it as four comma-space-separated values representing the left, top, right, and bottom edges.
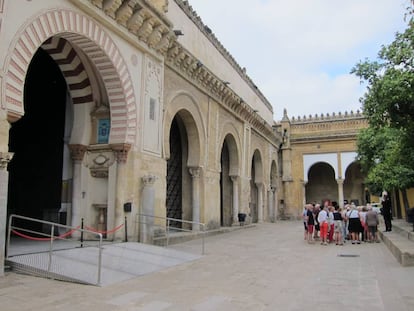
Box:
188, 0, 409, 121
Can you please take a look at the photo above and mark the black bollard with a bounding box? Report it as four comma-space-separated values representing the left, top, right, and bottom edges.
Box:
124, 216, 128, 242
81, 218, 84, 248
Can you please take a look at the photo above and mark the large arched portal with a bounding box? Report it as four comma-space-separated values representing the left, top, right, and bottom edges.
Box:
344, 162, 365, 206
8, 48, 71, 232
5, 29, 135, 236
306, 162, 337, 204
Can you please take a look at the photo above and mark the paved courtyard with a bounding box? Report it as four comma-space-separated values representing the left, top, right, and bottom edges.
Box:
0, 221, 413, 311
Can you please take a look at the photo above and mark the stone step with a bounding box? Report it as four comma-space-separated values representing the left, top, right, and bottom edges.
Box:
379, 220, 414, 267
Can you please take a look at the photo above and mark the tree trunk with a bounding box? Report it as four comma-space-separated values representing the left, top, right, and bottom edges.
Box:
401, 188, 410, 221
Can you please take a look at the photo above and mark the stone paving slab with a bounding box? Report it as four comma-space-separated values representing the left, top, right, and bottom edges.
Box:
1, 222, 414, 311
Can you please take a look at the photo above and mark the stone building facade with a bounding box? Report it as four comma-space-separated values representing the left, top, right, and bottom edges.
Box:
275, 109, 368, 219
0, 0, 284, 266
0, 0, 371, 277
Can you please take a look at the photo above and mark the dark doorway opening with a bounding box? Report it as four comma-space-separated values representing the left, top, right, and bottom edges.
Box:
8, 47, 67, 232
166, 118, 183, 228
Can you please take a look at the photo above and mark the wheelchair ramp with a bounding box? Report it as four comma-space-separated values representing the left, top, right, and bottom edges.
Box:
6, 242, 201, 286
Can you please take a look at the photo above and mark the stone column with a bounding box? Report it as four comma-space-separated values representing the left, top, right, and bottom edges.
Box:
68, 144, 87, 236
230, 175, 239, 225
269, 186, 276, 222
273, 186, 279, 221
302, 181, 307, 207
0, 152, 13, 277
112, 143, 131, 240
337, 178, 344, 208
140, 174, 157, 244
189, 167, 201, 231
256, 182, 263, 223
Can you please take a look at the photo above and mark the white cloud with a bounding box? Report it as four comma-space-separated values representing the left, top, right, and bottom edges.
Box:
188, 0, 409, 120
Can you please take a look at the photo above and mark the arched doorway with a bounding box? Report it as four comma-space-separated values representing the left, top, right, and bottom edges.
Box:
306, 162, 337, 204
8, 47, 72, 232
250, 150, 263, 223
344, 162, 365, 206
166, 117, 186, 228
220, 138, 232, 226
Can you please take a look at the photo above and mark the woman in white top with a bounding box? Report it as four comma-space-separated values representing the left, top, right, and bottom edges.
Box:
347, 204, 362, 244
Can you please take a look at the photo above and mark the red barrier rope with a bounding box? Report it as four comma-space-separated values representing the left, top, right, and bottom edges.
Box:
84, 223, 124, 235
11, 226, 80, 241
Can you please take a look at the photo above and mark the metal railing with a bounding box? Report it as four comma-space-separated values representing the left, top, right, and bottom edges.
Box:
137, 213, 206, 255
6, 214, 103, 286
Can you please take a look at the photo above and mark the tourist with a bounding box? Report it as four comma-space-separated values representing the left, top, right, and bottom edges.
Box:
347, 203, 362, 244
318, 204, 329, 245
313, 204, 320, 240
302, 206, 308, 240
365, 205, 380, 243
328, 205, 335, 243
305, 204, 315, 244
333, 206, 344, 245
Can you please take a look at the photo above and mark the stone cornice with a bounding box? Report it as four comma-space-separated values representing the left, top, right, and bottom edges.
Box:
165, 43, 277, 144
292, 132, 362, 143
84, 0, 176, 55
173, 0, 273, 112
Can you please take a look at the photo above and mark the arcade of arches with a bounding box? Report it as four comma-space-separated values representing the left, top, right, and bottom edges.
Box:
0, 0, 370, 260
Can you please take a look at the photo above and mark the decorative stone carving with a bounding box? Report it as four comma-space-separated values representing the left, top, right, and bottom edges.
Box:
110, 143, 132, 163
147, 24, 163, 48
87, 150, 116, 178
127, 8, 147, 34
103, 0, 123, 18
142, 174, 158, 186
69, 144, 87, 162
137, 17, 155, 41
189, 167, 201, 178
116, 1, 133, 26
0, 152, 13, 170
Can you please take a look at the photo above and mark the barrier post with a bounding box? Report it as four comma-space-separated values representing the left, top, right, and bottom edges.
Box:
48, 224, 54, 272
124, 216, 128, 242
166, 218, 170, 247
80, 218, 84, 248
202, 224, 205, 255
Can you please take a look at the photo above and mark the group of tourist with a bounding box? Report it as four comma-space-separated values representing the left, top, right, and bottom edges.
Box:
303, 200, 383, 245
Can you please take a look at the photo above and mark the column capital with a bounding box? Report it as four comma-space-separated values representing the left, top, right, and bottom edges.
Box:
142, 174, 158, 186
255, 181, 263, 188
68, 144, 87, 162
110, 143, 131, 163
189, 167, 201, 178
230, 175, 239, 182
336, 178, 344, 185
0, 152, 13, 170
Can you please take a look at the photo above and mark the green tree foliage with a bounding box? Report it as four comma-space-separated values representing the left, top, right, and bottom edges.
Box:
352, 3, 414, 212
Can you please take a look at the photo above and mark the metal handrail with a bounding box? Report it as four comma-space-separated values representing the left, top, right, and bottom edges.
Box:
137, 213, 206, 255
7, 214, 103, 286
